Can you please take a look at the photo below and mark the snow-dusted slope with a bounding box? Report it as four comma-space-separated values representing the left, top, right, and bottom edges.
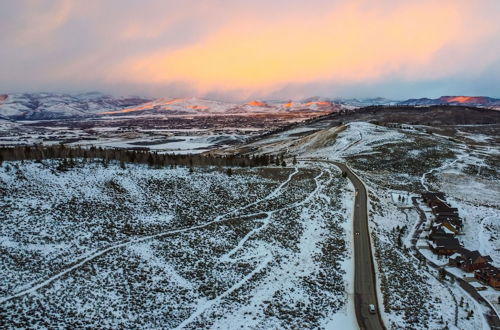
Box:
0, 161, 354, 328
100, 97, 341, 116
398, 96, 500, 107
0, 92, 151, 120
0, 93, 342, 120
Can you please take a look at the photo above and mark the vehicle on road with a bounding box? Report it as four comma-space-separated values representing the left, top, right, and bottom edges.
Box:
369, 304, 376, 314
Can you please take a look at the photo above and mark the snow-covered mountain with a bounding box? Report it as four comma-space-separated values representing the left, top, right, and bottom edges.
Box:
334, 97, 399, 107
331, 96, 500, 108
100, 97, 341, 116
0, 92, 151, 120
0, 94, 342, 120
2, 92, 499, 121
398, 96, 500, 107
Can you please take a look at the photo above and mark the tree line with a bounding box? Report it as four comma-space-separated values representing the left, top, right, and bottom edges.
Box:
0, 145, 278, 169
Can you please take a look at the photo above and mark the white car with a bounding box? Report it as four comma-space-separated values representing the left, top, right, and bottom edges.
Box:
369, 304, 376, 314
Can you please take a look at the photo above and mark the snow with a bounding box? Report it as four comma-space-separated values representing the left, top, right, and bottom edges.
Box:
391, 191, 413, 206
1, 160, 356, 328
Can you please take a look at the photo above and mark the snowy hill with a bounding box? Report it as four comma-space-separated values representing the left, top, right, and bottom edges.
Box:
336, 97, 399, 107
99, 97, 341, 116
398, 96, 500, 107
0, 94, 342, 120
0, 160, 355, 328
0, 93, 151, 120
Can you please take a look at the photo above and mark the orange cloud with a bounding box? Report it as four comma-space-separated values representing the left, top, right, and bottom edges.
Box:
111, 1, 465, 92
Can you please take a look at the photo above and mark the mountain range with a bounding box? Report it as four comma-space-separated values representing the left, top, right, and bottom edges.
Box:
0, 92, 499, 121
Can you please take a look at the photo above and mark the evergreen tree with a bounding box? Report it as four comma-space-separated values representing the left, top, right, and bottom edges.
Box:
147, 154, 155, 167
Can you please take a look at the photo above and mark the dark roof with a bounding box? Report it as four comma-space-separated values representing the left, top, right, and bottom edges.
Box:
459, 249, 493, 263
434, 217, 462, 227
436, 214, 460, 220
430, 225, 455, 235
432, 206, 458, 212
422, 192, 446, 200
431, 237, 461, 249
477, 264, 500, 277
429, 201, 449, 208
434, 211, 459, 217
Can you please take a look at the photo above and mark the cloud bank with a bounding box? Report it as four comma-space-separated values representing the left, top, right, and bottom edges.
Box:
1, 0, 499, 100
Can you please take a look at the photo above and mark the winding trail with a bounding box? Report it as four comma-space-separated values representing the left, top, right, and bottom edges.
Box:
0, 167, 300, 305
174, 254, 273, 330
175, 169, 330, 328
420, 155, 465, 191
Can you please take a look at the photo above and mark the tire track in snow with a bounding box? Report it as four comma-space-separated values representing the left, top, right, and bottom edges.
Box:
173, 254, 273, 330
175, 169, 331, 328
420, 155, 465, 191
0, 168, 301, 304
220, 170, 328, 263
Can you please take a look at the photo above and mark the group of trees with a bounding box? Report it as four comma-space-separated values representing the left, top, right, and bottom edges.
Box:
0, 145, 281, 169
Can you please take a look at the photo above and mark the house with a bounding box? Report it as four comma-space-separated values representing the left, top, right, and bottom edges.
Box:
429, 225, 455, 240
435, 219, 461, 234
431, 207, 459, 216
428, 237, 461, 255
448, 249, 492, 272
422, 192, 446, 204
434, 215, 463, 233
475, 264, 500, 289
436, 213, 462, 223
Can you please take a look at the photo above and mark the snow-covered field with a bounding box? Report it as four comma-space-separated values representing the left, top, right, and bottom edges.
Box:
0, 123, 250, 154
0, 160, 355, 328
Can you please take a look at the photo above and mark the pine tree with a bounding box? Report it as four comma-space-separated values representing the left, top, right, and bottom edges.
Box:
148, 154, 154, 167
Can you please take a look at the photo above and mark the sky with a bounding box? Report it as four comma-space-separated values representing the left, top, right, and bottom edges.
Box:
1, 0, 499, 101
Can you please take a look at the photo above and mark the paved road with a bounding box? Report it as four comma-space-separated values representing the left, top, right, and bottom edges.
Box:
304, 159, 385, 330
